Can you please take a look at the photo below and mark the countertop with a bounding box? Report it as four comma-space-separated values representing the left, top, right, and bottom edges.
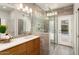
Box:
0, 35, 40, 51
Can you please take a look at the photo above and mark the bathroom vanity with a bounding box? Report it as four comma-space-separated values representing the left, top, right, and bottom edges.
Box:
0, 35, 40, 55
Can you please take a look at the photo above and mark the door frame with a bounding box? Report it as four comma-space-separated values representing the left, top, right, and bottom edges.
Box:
58, 15, 73, 47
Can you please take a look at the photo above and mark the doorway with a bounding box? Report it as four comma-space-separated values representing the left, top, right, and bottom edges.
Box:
58, 15, 73, 46
49, 14, 74, 55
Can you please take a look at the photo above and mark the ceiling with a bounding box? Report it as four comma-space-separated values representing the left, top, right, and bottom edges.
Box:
0, 3, 73, 12
0, 4, 16, 12
36, 3, 73, 11
0, 3, 34, 12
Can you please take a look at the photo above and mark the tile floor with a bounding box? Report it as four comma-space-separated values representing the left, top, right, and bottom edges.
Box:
50, 43, 74, 55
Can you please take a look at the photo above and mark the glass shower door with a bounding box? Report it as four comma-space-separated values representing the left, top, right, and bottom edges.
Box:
78, 8, 79, 55
49, 15, 58, 54
54, 15, 58, 47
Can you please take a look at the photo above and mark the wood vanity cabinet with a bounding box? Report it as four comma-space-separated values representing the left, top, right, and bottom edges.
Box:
0, 37, 40, 55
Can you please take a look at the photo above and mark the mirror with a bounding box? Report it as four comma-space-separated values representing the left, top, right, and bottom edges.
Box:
0, 4, 32, 38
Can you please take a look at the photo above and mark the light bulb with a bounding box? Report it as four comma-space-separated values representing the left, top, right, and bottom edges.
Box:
54, 12, 57, 15
47, 13, 49, 16
19, 3, 23, 9
22, 8, 26, 11
25, 6, 28, 11
29, 8, 32, 13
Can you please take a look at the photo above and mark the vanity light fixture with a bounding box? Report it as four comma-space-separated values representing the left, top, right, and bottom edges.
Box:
47, 12, 58, 16
22, 6, 29, 12
17, 3, 23, 10
47, 13, 52, 16
17, 3, 32, 14
27, 8, 32, 14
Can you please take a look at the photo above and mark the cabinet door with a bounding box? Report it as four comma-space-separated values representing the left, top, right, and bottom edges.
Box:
33, 38, 40, 55
34, 38, 40, 50
25, 38, 40, 55
15, 43, 27, 55
0, 38, 40, 55
26, 40, 34, 55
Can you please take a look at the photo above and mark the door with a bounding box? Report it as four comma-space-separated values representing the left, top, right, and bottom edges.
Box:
58, 15, 73, 46
49, 15, 58, 53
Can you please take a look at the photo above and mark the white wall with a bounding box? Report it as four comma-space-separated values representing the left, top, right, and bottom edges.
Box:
0, 10, 9, 25
73, 3, 79, 55
0, 10, 9, 20
0, 10, 10, 33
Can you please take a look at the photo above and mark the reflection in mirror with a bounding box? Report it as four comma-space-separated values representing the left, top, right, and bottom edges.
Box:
18, 19, 24, 35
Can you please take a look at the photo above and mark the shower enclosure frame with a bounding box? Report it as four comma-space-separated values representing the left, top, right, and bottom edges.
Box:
49, 11, 58, 54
